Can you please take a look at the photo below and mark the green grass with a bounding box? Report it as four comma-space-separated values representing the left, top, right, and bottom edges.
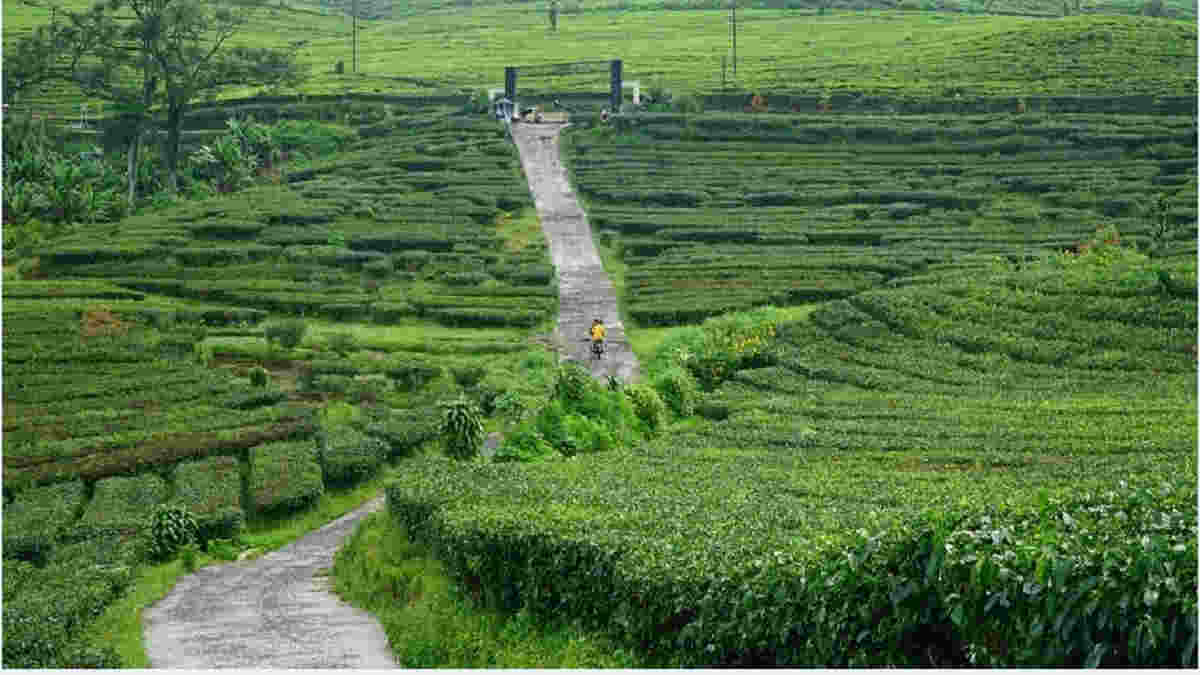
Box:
332, 511, 642, 667
81, 558, 189, 668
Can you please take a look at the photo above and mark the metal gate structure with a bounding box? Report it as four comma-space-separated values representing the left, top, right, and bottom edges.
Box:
502, 59, 623, 112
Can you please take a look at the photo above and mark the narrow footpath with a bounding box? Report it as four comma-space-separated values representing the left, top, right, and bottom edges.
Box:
142, 496, 395, 668
511, 121, 640, 382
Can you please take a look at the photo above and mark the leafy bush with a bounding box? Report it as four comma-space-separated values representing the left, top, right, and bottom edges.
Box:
652, 366, 698, 417
172, 455, 245, 542
2, 479, 86, 564
264, 318, 307, 349
328, 332, 359, 355
387, 455, 1197, 667
553, 362, 593, 402
147, 504, 199, 561
440, 396, 484, 460
80, 473, 169, 534
3, 559, 129, 668
494, 427, 557, 463
248, 366, 270, 387
451, 364, 488, 389
366, 406, 441, 458
320, 427, 388, 486
249, 440, 324, 514
385, 359, 443, 391
625, 383, 667, 432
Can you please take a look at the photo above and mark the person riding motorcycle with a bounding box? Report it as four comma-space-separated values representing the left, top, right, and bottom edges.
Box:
590, 318, 606, 359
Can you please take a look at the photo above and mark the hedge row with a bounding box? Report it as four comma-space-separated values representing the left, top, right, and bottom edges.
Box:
78, 473, 169, 535
2, 480, 87, 563
172, 455, 245, 541
319, 428, 388, 487
248, 440, 323, 514
386, 451, 1195, 666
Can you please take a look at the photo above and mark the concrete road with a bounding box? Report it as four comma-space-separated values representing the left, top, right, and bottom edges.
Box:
143, 496, 395, 669
511, 122, 640, 383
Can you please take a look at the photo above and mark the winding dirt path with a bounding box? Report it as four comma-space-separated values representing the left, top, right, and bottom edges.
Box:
511, 122, 640, 382
142, 496, 395, 668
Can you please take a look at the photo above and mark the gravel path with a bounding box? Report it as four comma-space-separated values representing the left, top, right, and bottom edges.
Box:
511, 122, 640, 382
142, 495, 395, 668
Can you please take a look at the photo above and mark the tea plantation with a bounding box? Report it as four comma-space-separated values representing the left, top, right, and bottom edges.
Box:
562, 110, 1196, 324
3, 0, 1197, 664
1, 111, 560, 667
389, 241, 1197, 665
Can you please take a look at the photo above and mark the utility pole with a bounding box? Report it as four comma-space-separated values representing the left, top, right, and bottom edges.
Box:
352, 0, 358, 74
730, 0, 737, 79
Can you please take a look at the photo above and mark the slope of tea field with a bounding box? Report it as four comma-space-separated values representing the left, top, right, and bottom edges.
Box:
388, 245, 1198, 665
5, 2, 1195, 120
561, 111, 1196, 324
2, 109, 560, 668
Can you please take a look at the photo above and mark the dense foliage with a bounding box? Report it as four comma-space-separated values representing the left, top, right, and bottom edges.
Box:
387, 247, 1196, 665
563, 111, 1195, 324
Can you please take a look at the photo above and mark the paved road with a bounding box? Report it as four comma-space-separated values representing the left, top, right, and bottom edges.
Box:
142, 496, 395, 669
511, 122, 640, 382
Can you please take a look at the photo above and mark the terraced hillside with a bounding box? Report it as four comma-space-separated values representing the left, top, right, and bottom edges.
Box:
562, 111, 1196, 324
37, 115, 553, 330
1, 111, 560, 668
388, 242, 1198, 665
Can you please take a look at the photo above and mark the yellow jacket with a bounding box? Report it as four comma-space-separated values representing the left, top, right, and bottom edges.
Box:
590, 323, 606, 341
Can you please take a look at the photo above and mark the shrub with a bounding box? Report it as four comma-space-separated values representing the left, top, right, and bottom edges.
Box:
2, 480, 86, 564
172, 456, 245, 543
147, 504, 199, 561
320, 427, 388, 486
363, 258, 393, 278
625, 383, 667, 432
493, 426, 557, 462
440, 396, 484, 460
264, 318, 307, 349
3, 560, 129, 668
365, 406, 441, 458
653, 366, 698, 417
328, 332, 358, 355
451, 364, 488, 389
248, 366, 270, 387
553, 362, 593, 402
80, 473, 169, 534
385, 359, 442, 391
249, 440, 324, 514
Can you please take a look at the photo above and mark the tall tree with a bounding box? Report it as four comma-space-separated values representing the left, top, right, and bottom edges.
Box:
67, 0, 162, 208
125, 0, 305, 193
3, 8, 96, 104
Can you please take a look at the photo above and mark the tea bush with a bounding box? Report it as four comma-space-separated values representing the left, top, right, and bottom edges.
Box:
264, 318, 308, 349
625, 383, 667, 432
2, 480, 87, 564
248, 440, 324, 514
652, 366, 698, 417
320, 427, 388, 486
172, 455, 245, 542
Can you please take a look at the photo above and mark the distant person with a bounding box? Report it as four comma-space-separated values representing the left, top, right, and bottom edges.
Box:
590, 318, 606, 360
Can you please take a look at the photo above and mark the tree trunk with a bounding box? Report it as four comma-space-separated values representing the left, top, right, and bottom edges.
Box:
165, 102, 184, 194
126, 129, 141, 207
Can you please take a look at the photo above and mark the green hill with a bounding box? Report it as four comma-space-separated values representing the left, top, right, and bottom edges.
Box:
4, 2, 1194, 121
